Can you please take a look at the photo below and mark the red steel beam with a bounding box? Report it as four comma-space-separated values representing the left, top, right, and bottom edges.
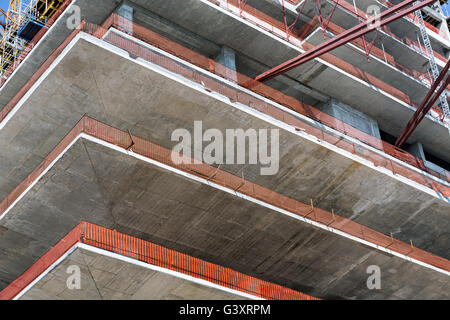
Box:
255, 0, 434, 82
395, 59, 450, 147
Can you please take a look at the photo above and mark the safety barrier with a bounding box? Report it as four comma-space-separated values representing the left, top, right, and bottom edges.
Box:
206, 0, 449, 123
289, 0, 448, 64
297, 15, 435, 86
0, 221, 318, 300
100, 14, 450, 186
378, 0, 450, 40
0, 116, 449, 278
287, 0, 449, 40
298, 15, 445, 119
0, 14, 448, 203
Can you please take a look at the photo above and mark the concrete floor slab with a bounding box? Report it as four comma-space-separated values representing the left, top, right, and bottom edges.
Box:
0, 137, 448, 300
0, 0, 447, 159
352, 0, 450, 58
0, 34, 448, 260
291, 0, 434, 72
19, 248, 248, 300
131, 0, 450, 161
305, 27, 429, 106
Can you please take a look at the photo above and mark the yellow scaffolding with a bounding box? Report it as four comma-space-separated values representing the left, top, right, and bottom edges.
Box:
0, 0, 63, 76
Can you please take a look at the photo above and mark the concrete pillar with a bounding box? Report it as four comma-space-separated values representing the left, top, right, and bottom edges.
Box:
406, 142, 446, 176
406, 142, 426, 162
319, 99, 382, 140
117, 2, 134, 34
215, 46, 237, 82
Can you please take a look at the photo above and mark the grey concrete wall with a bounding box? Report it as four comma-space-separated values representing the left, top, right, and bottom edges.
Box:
215, 46, 238, 82
0, 38, 448, 261
319, 99, 381, 139
407, 142, 448, 177
20, 248, 246, 300
1, 139, 449, 300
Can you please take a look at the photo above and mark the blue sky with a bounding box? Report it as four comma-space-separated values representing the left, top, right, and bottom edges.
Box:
442, 3, 450, 17
0, 0, 10, 13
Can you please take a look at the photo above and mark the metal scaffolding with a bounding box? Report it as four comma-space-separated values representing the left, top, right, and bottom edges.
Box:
414, 1, 450, 119
0, 0, 63, 79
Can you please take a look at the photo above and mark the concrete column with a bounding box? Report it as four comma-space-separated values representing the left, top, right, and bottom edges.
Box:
319, 99, 382, 141
406, 142, 446, 176
215, 46, 237, 82
117, 2, 134, 34
406, 142, 426, 162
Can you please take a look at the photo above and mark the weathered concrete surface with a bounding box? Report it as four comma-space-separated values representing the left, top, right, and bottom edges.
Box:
1, 0, 447, 161
287, 0, 435, 72
305, 27, 429, 106
129, 0, 450, 162
0, 37, 448, 260
319, 99, 381, 138
1, 139, 449, 300
0, 0, 123, 110
19, 248, 246, 300
350, 0, 450, 59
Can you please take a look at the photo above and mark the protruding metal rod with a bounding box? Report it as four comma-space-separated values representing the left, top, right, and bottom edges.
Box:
395, 59, 450, 147
255, 0, 434, 82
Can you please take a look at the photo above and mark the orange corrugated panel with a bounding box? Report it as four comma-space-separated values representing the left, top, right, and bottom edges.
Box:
0, 224, 82, 300
0, 221, 319, 300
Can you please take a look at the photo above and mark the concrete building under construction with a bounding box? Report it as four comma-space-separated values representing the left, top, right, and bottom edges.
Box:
0, 0, 449, 300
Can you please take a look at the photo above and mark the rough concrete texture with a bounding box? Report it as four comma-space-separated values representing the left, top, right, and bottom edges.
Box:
319, 99, 381, 139
297, 0, 443, 69
19, 248, 246, 300
0, 0, 123, 110
0, 38, 448, 259
305, 27, 429, 106
1, 0, 447, 161
128, 0, 450, 162
1, 139, 449, 300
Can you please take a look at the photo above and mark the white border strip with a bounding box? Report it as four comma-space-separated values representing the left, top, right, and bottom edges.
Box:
203, 0, 448, 129
106, 29, 450, 193
0, 31, 447, 219
13, 243, 79, 300
0, 17, 448, 192
78, 244, 263, 300
13, 243, 262, 300
2, 131, 449, 276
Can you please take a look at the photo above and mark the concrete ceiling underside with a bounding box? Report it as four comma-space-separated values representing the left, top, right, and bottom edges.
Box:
0, 0, 448, 161
304, 27, 429, 104
0, 36, 448, 259
286, 0, 435, 71
18, 248, 249, 300
128, 0, 450, 161
0, 137, 448, 300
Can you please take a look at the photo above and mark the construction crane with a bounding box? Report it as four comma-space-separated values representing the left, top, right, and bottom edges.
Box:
0, 0, 63, 80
